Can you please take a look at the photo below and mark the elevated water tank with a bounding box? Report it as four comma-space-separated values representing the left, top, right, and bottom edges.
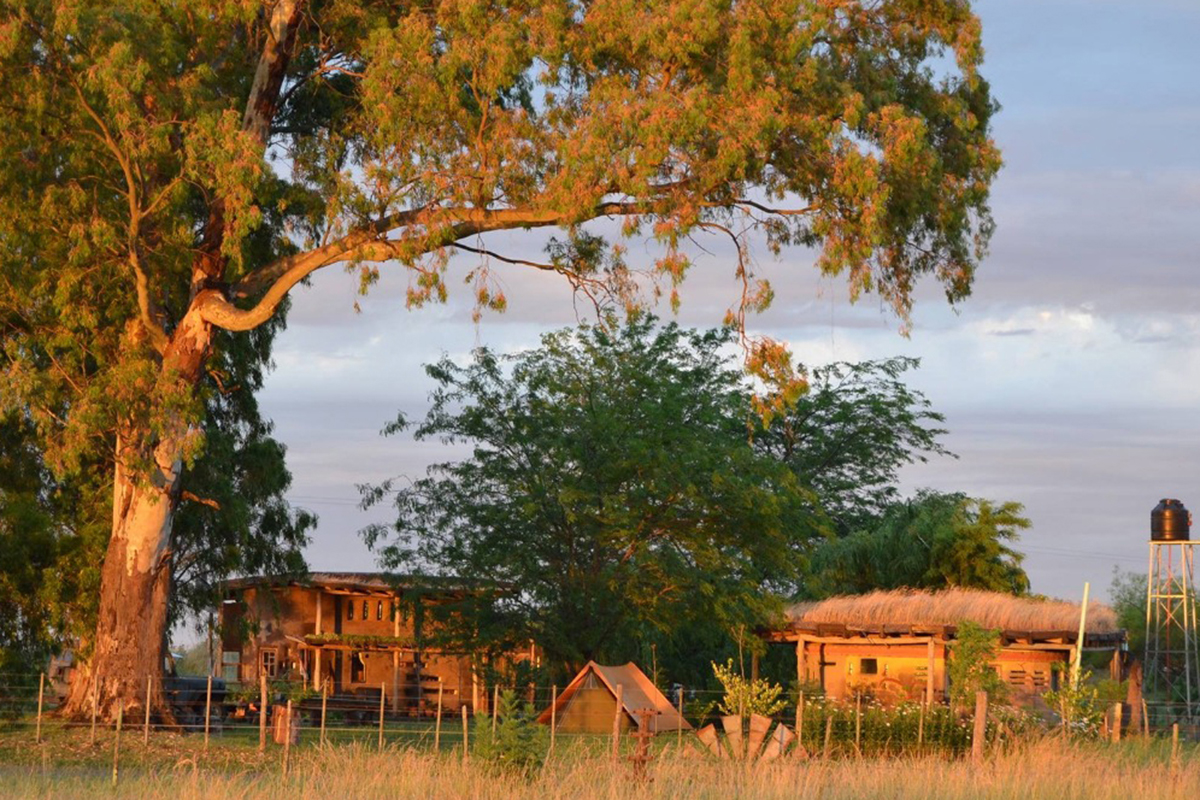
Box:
1151, 498, 1191, 541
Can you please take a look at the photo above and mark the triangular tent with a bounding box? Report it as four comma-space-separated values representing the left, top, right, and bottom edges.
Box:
537, 661, 692, 734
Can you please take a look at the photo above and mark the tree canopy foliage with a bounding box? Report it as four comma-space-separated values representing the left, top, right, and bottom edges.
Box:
0, 0, 1000, 713
755, 357, 953, 536
362, 320, 818, 674
805, 490, 1030, 598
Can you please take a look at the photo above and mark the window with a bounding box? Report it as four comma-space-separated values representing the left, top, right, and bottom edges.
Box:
347, 598, 354, 620
377, 600, 383, 620
860, 658, 878, 675
362, 600, 369, 620
222, 651, 240, 683
261, 649, 278, 678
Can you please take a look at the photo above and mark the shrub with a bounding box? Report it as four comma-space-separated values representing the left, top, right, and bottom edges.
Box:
712, 659, 787, 719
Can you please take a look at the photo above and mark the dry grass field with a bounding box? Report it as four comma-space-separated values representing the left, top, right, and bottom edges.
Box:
0, 728, 1196, 799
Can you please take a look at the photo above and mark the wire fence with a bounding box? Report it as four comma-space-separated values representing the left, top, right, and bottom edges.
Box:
0, 671, 1194, 759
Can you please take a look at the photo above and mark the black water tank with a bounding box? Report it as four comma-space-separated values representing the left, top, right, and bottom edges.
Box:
1151, 499, 1191, 541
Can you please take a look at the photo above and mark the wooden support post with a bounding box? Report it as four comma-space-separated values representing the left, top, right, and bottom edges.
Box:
112, 700, 123, 788
822, 716, 833, 759
283, 700, 292, 777
1110, 702, 1122, 743
471, 665, 479, 712
492, 684, 500, 735
550, 685, 558, 755
143, 674, 152, 744
35, 672, 44, 745
972, 690, 988, 763
89, 672, 99, 747
378, 681, 386, 752
320, 681, 328, 747
612, 684, 624, 760
391, 651, 400, 713
259, 673, 267, 752
461, 706, 469, 764
926, 638, 936, 706
204, 675, 213, 751
435, 680, 444, 751
1071, 582, 1090, 689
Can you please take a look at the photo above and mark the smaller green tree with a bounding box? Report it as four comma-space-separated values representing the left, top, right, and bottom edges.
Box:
947, 621, 1007, 711
806, 491, 1030, 597
473, 690, 549, 777
1043, 667, 1103, 738
1108, 568, 1147, 658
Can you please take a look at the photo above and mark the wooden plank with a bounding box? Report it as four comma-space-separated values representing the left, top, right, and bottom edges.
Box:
696, 724, 723, 758
747, 714, 771, 760
721, 714, 743, 759
759, 723, 795, 761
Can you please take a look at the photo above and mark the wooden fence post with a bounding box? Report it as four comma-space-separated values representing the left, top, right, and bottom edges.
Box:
611, 684, 624, 760
822, 716, 833, 759
204, 675, 213, 751
435, 680, 444, 751
1110, 702, 1122, 743
795, 692, 804, 756
320, 682, 327, 747
461, 706, 469, 764
259, 674, 267, 752
282, 700, 292, 777
378, 681, 386, 752
549, 685, 558, 756
971, 691, 988, 763
89, 672, 99, 747
143, 674, 152, 744
678, 685, 685, 752
492, 684, 500, 735
112, 700, 123, 788
1171, 723, 1180, 772
35, 672, 44, 745
854, 693, 862, 755
917, 700, 926, 749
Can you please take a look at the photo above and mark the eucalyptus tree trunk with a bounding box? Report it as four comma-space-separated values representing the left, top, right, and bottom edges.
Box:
63, 313, 216, 721
62, 0, 303, 722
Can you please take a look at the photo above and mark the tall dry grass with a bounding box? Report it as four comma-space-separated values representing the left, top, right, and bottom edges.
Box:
2, 737, 1194, 799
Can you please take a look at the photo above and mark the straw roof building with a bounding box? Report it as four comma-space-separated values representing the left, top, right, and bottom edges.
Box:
766, 588, 1125, 707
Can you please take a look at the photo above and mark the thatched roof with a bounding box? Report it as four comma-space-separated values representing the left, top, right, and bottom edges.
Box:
779, 588, 1121, 645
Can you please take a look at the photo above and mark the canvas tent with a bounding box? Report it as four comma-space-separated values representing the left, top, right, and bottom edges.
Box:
537, 661, 691, 734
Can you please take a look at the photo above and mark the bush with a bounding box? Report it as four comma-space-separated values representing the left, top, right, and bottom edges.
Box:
712, 659, 787, 719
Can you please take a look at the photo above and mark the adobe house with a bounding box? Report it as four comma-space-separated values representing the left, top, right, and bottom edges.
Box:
220, 572, 532, 714
765, 588, 1126, 707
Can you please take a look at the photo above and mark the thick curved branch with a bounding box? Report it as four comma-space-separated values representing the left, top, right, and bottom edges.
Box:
201, 202, 643, 331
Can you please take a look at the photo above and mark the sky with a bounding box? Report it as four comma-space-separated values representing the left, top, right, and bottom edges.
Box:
255, 0, 1200, 604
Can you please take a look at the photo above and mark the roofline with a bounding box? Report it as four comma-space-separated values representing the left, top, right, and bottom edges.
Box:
764, 622, 1126, 647
222, 572, 505, 594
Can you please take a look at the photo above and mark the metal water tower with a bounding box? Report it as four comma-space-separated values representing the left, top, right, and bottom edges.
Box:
1144, 499, 1200, 717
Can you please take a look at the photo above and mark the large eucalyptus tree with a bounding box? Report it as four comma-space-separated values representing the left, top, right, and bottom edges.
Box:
0, 0, 1000, 717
